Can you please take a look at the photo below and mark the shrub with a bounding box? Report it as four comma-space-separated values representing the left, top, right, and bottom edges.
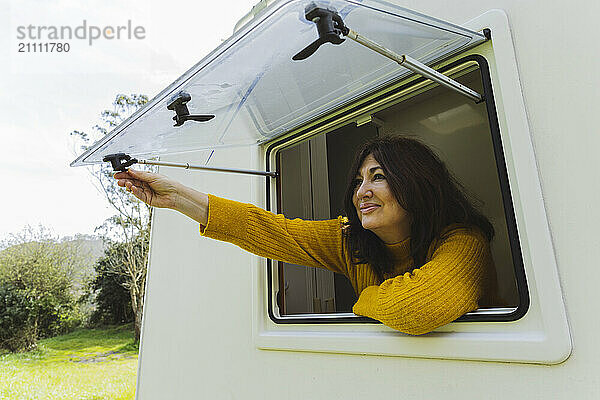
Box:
0, 282, 36, 352
0, 226, 93, 351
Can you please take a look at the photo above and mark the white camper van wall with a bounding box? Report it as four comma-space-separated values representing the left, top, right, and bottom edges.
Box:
127, 0, 594, 394
71, 0, 486, 168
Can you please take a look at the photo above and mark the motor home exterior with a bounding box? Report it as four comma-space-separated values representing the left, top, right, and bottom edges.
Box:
71, 0, 599, 398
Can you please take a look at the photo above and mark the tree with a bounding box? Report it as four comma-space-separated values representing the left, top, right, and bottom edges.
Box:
88, 250, 134, 326
70, 94, 153, 342
0, 226, 89, 351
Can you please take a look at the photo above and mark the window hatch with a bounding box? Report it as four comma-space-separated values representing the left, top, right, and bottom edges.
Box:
71, 0, 486, 167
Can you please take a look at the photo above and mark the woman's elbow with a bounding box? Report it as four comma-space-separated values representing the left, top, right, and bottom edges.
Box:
378, 301, 477, 335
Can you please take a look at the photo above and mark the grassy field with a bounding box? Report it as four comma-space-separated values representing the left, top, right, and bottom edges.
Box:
0, 325, 139, 400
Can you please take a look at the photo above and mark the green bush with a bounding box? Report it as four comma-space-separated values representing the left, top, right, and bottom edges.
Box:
34, 296, 83, 339
0, 227, 92, 351
0, 282, 36, 352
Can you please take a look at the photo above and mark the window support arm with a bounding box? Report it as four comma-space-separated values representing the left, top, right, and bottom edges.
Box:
345, 29, 483, 103
292, 4, 483, 103
137, 159, 279, 177
103, 153, 278, 177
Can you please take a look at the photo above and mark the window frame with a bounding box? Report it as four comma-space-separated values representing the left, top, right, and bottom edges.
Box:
263, 53, 530, 325
245, 9, 573, 365
250, 10, 571, 364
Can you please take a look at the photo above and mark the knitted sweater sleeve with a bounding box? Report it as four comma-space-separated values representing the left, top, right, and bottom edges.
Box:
199, 194, 348, 275
352, 226, 489, 335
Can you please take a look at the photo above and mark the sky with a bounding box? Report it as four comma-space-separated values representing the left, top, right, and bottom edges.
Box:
0, 0, 259, 240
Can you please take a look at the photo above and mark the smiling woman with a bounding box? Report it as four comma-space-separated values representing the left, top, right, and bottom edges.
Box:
114, 135, 499, 334
343, 137, 497, 286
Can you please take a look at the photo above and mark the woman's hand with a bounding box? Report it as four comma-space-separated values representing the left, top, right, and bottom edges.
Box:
114, 169, 180, 209
114, 168, 209, 226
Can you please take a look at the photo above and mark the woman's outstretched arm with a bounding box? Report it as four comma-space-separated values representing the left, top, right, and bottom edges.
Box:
200, 194, 348, 274
114, 169, 348, 274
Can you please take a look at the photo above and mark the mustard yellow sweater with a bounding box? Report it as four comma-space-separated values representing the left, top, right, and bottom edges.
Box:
200, 194, 498, 335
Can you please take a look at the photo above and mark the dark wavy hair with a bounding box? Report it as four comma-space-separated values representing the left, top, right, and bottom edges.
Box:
343, 135, 495, 281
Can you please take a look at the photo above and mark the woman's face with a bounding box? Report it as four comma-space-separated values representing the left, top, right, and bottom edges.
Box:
352, 154, 411, 244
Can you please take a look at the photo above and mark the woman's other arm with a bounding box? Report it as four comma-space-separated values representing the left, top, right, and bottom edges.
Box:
352, 226, 490, 335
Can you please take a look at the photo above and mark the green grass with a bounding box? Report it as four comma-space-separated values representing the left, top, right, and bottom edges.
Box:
0, 324, 139, 400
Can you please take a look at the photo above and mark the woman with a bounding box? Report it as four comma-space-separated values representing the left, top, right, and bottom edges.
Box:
114, 136, 499, 335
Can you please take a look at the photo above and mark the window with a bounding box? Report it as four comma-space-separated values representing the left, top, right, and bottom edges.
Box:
266, 56, 529, 325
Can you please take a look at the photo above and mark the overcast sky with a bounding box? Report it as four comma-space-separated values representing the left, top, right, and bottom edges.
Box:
0, 0, 258, 240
